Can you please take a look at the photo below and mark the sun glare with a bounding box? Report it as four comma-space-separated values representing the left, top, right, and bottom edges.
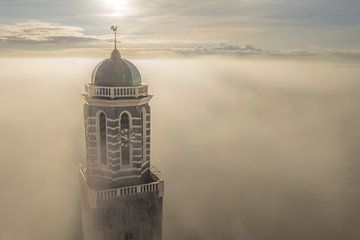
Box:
103, 0, 128, 16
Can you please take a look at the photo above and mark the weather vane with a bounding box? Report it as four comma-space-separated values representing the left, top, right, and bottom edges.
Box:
110, 25, 121, 50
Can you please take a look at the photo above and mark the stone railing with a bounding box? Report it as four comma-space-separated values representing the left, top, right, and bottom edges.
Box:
85, 84, 148, 99
97, 180, 164, 199
79, 163, 164, 201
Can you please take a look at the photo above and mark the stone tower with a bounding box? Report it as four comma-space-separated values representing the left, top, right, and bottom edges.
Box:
80, 28, 164, 240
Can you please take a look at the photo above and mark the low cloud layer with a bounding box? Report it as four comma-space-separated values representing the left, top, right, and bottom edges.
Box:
132, 43, 360, 60
0, 21, 100, 44
177, 44, 360, 59
0, 21, 359, 61
0, 58, 359, 240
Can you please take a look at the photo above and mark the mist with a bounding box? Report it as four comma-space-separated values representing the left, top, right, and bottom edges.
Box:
0, 57, 359, 240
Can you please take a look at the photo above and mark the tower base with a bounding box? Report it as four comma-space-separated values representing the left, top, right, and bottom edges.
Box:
80, 166, 164, 240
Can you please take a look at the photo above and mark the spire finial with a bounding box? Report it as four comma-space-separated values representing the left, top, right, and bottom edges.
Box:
110, 25, 120, 50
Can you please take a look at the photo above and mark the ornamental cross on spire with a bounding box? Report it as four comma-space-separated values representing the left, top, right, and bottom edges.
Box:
110, 25, 121, 50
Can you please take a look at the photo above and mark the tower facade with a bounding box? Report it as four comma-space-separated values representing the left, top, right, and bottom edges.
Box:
80, 36, 164, 240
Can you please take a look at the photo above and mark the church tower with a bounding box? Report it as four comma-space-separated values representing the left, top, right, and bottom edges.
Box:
80, 27, 164, 240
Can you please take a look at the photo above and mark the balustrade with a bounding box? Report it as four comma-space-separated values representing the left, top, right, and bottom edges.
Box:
85, 84, 148, 99
97, 181, 162, 199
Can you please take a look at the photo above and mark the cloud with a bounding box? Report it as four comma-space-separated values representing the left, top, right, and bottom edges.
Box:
0, 20, 358, 60
1, 58, 359, 240
131, 42, 360, 60
1, 0, 360, 50
170, 43, 264, 56
183, 43, 360, 59
0, 21, 101, 45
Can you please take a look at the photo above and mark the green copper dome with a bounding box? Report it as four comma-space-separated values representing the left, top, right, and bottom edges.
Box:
91, 49, 141, 87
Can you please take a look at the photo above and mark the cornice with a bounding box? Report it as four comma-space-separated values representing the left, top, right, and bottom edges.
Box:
83, 95, 153, 107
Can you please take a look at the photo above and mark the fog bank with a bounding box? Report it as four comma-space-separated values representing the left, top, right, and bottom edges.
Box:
0, 58, 359, 240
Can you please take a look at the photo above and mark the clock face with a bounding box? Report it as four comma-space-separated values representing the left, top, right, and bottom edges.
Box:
117, 129, 135, 147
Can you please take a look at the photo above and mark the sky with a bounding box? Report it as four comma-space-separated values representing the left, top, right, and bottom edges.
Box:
0, 0, 360, 58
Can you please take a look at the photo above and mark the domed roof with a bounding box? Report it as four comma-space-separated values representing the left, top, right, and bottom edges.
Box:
91, 49, 141, 87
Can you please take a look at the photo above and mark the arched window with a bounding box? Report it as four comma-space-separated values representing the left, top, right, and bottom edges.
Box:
121, 113, 130, 129
120, 112, 130, 166
141, 108, 147, 163
98, 112, 107, 165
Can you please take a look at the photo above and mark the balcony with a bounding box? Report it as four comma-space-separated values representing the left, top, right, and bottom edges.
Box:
96, 167, 164, 199
85, 84, 148, 99
97, 180, 164, 199
79, 163, 164, 202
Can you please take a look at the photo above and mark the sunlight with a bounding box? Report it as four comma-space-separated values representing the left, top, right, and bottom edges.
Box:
103, 0, 129, 16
